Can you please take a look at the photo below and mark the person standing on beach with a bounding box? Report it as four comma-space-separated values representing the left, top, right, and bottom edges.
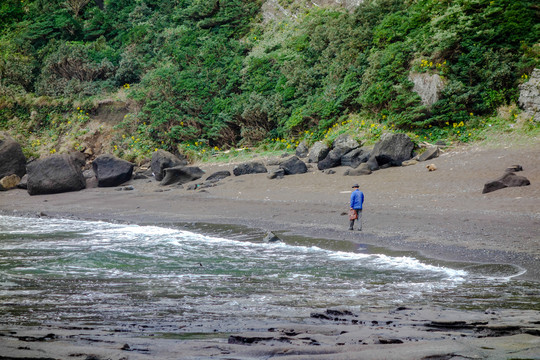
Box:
349, 184, 364, 231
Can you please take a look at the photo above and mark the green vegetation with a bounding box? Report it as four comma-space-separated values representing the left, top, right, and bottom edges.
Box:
0, 0, 538, 162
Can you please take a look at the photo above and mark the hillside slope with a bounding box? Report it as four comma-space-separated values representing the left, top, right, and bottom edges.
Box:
0, 0, 538, 161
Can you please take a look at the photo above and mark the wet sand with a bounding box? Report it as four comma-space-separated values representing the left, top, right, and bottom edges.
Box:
1, 143, 539, 359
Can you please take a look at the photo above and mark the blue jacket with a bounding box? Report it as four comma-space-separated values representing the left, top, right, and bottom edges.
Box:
350, 189, 364, 210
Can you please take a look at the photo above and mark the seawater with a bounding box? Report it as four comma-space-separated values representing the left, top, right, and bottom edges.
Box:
0, 215, 537, 330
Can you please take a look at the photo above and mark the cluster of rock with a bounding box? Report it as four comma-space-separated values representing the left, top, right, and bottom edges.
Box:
0, 130, 435, 195
0, 129, 532, 197
0, 132, 134, 195
223, 132, 442, 182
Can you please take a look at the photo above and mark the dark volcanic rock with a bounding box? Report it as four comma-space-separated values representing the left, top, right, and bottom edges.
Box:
228, 335, 275, 345
307, 141, 330, 163
92, 154, 134, 187
376, 337, 404, 344
205, 170, 231, 182
317, 135, 361, 170
233, 162, 267, 176
341, 147, 371, 168
482, 172, 530, 194
505, 165, 523, 173
27, 154, 86, 195
279, 156, 307, 175
317, 150, 342, 170
0, 132, 27, 178
370, 133, 414, 167
161, 166, 204, 186
17, 174, 28, 189
151, 150, 188, 181
332, 134, 360, 156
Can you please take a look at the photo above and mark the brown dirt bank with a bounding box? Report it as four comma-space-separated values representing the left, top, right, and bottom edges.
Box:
1, 143, 539, 280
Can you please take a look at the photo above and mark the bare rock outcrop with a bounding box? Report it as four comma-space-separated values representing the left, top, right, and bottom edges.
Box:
408, 72, 445, 108
518, 68, 540, 122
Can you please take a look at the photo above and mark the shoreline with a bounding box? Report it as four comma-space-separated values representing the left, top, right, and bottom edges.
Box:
1, 143, 539, 280
0, 208, 537, 282
1, 144, 540, 359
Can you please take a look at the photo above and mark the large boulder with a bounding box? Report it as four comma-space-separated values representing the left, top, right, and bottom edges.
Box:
0, 174, 20, 191
369, 133, 414, 167
151, 150, 188, 181
482, 172, 530, 194
332, 134, 360, 156
317, 150, 342, 170
92, 154, 134, 187
341, 147, 371, 168
307, 141, 330, 163
161, 166, 204, 186
317, 134, 360, 170
233, 162, 267, 176
0, 132, 27, 179
27, 154, 86, 195
279, 156, 307, 175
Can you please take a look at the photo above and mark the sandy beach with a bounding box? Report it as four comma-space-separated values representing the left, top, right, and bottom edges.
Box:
1, 143, 539, 359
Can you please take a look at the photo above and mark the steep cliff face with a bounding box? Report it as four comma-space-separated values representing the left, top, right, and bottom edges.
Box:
262, 0, 362, 22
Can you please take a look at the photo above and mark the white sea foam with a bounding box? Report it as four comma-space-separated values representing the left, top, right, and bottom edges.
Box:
0, 215, 468, 280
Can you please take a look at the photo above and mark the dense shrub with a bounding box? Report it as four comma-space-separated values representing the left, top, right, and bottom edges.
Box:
0, 0, 538, 151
